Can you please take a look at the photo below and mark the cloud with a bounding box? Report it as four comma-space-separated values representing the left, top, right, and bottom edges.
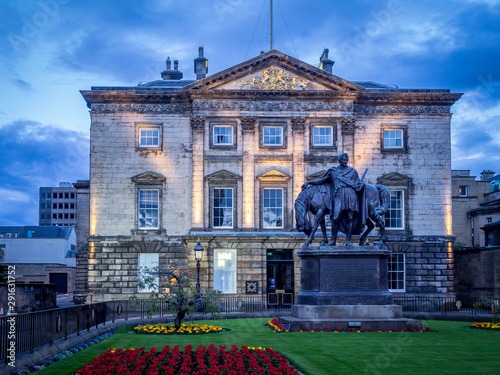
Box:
0, 120, 89, 226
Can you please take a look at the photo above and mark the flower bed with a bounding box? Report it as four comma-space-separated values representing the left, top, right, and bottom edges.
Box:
470, 322, 500, 330
266, 319, 430, 333
133, 323, 226, 335
75, 344, 304, 375
12, 332, 114, 375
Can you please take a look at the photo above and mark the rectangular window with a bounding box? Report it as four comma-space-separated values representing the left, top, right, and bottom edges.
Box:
312, 126, 334, 146
383, 129, 403, 149
138, 189, 159, 229
70, 193, 75, 199
263, 126, 283, 146
213, 125, 233, 145
53, 203, 57, 209
64, 203, 69, 209
138, 253, 159, 292
263, 188, 283, 228
65, 192, 69, 199
388, 254, 405, 292
59, 203, 63, 209
70, 203, 75, 209
213, 188, 233, 228
213, 249, 237, 294
52, 213, 57, 220
53, 192, 57, 199
59, 192, 63, 199
385, 190, 404, 229
139, 126, 160, 148
459, 185, 468, 197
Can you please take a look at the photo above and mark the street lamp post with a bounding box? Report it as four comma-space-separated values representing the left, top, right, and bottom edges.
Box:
193, 241, 204, 295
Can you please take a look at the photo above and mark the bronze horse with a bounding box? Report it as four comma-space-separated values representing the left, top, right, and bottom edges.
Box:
295, 182, 390, 248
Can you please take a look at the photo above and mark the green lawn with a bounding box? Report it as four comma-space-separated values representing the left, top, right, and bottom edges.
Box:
35, 318, 500, 375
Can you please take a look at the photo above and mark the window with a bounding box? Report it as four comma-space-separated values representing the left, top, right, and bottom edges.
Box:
212, 188, 233, 228
65, 192, 69, 199
59, 192, 63, 199
383, 129, 403, 148
263, 126, 283, 146
385, 190, 404, 229
487, 217, 493, 223
213, 249, 237, 294
213, 125, 233, 146
53, 203, 57, 209
138, 189, 159, 229
459, 185, 468, 197
53, 192, 57, 199
137, 125, 161, 149
263, 188, 283, 228
381, 126, 406, 151
138, 253, 159, 292
59, 203, 63, 209
70, 213, 75, 219
70, 203, 75, 209
64, 203, 69, 209
52, 213, 57, 220
70, 193, 75, 199
312, 125, 334, 146
388, 254, 405, 292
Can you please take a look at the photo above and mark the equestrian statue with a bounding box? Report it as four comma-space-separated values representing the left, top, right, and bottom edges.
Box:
295, 153, 390, 249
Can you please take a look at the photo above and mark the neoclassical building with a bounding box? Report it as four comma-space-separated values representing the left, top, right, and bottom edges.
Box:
80, 49, 461, 302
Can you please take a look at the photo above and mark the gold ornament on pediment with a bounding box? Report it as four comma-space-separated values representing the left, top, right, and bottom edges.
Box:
241, 66, 307, 90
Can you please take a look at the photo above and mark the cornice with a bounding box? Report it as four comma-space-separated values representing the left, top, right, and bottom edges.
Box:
193, 100, 354, 111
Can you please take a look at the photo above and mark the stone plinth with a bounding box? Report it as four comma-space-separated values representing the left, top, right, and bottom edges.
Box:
280, 245, 421, 331
296, 245, 393, 305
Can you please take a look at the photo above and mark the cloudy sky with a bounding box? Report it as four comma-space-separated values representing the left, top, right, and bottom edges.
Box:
1, 0, 499, 226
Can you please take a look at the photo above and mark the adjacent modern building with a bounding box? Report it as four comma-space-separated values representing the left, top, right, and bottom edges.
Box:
80, 48, 462, 302
39, 183, 78, 227
0, 226, 76, 293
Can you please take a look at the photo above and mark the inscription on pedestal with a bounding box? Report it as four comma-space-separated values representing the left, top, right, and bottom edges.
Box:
322, 258, 379, 290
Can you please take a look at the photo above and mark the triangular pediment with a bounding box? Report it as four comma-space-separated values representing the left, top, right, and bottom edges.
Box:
257, 169, 290, 182
184, 50, 364, 93
131, 171, 166, 184
206, 169, 241, 181
377, 172, 412, 187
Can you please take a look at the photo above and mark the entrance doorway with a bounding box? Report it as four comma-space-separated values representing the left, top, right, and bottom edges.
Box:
49, 273, 68, 293
266, 249, 294, 308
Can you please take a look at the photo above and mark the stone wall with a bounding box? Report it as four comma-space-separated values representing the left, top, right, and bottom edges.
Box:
454, 247, 500, 298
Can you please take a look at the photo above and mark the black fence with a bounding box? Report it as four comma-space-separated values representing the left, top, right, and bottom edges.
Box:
0, 296, 498, 364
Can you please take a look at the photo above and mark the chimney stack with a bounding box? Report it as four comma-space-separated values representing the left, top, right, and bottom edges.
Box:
319, 48, 334, 74
194, 46, 208, 80
161, 56, 183, 80
480, 170, 495, 181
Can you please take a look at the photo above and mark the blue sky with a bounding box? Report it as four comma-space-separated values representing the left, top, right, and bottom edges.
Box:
1, 0, 499, 226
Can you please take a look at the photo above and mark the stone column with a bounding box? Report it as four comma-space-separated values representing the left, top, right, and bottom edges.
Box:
341, 116, 356, 166
291, 117, 306, 226
191, 116, 205, 230
240, 117, 256, 230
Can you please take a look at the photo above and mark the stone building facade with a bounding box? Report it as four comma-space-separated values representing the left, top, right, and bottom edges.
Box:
80, 49, 461, 302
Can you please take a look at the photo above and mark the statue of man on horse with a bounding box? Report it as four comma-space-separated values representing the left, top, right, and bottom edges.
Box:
296, 153, 390, 249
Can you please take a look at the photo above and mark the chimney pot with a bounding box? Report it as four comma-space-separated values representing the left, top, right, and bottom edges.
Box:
174, 60, 179, 71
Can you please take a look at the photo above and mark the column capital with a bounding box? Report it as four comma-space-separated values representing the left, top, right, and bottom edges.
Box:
191, 116, 206, 131
240, 116, 256, 131
291, 116, 307, 131
341, 116, 356, 132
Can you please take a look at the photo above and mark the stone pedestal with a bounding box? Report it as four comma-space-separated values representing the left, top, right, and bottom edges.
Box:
280, 245, 421, 331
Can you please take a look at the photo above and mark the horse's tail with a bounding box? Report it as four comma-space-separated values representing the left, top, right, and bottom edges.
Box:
295, 189, 312, 236
375, 185, 390, 215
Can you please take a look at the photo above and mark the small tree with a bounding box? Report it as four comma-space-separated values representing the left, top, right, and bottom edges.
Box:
132, 262, 221, 329
473, 297, 500, 323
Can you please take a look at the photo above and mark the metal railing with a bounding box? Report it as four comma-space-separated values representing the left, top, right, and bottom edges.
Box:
1, 295, 498, 364
0, 296, 292, 364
